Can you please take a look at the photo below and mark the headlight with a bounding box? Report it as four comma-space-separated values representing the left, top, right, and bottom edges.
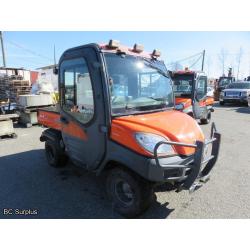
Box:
135, 132, 175, 155
241, 91, 247, 97
175, 103, 184, 110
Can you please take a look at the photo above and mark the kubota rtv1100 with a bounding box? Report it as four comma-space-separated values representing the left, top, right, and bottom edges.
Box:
170, 69, 214, 124
38, 41, 221, 217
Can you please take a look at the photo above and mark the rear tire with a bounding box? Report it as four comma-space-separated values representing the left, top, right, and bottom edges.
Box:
106, 168, 154, 218
200, 110, 211, 125
219, 101, 224, 105
45, 140, 67, 168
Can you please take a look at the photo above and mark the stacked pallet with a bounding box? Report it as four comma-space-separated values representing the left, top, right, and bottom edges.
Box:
0, 75, 10, 102
0, 75, 31, 102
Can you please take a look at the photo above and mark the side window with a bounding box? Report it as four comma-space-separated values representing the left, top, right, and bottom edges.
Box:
196, 77, 207, 100
60, 58, 94, 124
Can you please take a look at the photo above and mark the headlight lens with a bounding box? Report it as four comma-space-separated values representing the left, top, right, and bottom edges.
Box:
135, 132, 175, 155
241, 91, 247, 97
175, 103, 184, 110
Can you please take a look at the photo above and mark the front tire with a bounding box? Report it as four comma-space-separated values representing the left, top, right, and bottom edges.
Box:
106, 168, 154, 218
45, 140, 67, 167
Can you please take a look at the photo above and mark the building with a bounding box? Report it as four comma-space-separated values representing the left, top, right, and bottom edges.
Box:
37, 65, 58, 91
0, 67, 38, 84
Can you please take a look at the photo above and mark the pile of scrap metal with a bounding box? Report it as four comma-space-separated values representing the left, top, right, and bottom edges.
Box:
0, 74, 31, 102
16, 76, 56, 127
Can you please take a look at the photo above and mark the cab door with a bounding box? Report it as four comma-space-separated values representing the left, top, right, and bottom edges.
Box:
192, 76, 207, 119
59, 47, 106, 170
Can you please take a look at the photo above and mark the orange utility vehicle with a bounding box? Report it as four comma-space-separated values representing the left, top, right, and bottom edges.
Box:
170, 69, 214, 124
38, 41, 221, 217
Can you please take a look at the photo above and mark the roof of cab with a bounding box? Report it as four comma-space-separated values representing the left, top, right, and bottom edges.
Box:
99, 43, 154, 59
60, 42, 162, 63
172, 69, 206, 77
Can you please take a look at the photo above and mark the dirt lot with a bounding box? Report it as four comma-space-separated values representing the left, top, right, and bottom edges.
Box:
0, 103, 250, 219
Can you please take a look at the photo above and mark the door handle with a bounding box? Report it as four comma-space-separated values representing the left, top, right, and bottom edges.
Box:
60, 116, 69, 124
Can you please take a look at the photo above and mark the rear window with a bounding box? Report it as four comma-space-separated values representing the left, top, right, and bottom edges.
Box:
228, 82, 250, 89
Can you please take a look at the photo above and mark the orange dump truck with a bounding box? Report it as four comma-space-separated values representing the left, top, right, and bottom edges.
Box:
170, 69, 214, 124
38, 41, 221, 217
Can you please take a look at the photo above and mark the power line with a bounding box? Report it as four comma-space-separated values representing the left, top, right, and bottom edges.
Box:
6, 39, 53, 62
11, 56, 51, 66
167, 51, 203, 66
189, 54, 203, 68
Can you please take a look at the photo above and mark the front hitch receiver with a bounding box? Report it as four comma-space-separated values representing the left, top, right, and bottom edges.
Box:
154, 122, 221, 192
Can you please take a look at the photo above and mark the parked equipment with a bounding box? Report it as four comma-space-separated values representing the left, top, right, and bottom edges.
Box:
219, 81, 250, 106
0, 113, 18, 139
38, 41, 221, 217
214, 68, 235, 101
170, 69, 214, 124
17, 94, 53, 127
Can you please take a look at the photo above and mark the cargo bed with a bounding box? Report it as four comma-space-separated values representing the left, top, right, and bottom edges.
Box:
38, 106, 61, 131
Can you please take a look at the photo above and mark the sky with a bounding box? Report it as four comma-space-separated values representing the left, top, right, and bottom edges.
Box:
1, 31, 250, 79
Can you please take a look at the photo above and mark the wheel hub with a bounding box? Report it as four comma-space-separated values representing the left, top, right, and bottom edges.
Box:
114, 179, 135, 206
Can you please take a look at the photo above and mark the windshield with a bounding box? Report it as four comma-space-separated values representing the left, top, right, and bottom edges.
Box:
104, 53, 174, 115
172, 74, 194, 97
219, 78, 233, 87
227, 82, 250, 89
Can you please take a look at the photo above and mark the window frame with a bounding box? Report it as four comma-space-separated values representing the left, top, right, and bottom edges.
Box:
195, 76, 207, 101
60, 57, 95, 125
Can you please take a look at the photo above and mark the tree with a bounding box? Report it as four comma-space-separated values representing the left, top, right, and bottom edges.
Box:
236, 47, 243, 80
218, 48, 227, 76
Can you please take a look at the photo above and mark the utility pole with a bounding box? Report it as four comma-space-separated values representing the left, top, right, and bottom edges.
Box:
53, 44, 56, 65
201, 49, 205, 71
236, 47, 243, 80
0, 31, 6, 67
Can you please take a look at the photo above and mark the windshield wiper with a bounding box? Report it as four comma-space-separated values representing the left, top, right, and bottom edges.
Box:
147, 96, 165, 101
142, 58, 168, 76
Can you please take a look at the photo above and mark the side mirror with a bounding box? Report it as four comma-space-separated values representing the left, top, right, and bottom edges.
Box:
175, 103, 184, 110
53, 67, 58, 75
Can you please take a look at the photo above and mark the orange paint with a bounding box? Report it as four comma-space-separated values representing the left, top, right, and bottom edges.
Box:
111, 110, 205, 157
61, 121, 87, 141
206, 96, 214, 106
38, 109, 87, 140
38, 110, 61, 131
175, 97, 192, 109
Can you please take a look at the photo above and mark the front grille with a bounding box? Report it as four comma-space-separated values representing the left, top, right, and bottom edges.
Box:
225, 91, 240, 97
164, 168, 183, 178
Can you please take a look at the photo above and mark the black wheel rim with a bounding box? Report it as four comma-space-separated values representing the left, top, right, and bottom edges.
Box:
114, 179, 135, 207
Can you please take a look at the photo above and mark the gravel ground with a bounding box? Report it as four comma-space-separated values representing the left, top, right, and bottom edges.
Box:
0, 103, 250, 219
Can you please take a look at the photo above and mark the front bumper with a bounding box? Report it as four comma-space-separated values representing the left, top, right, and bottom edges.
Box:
220, 96, 248, 103
149, 122, 221, 191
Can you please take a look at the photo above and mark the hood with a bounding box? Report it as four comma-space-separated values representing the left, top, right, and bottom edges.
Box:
111, 110, 205, 156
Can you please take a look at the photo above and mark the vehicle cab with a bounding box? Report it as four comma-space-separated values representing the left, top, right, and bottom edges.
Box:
170, 68, 214, 124
39, 41, 221, 217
